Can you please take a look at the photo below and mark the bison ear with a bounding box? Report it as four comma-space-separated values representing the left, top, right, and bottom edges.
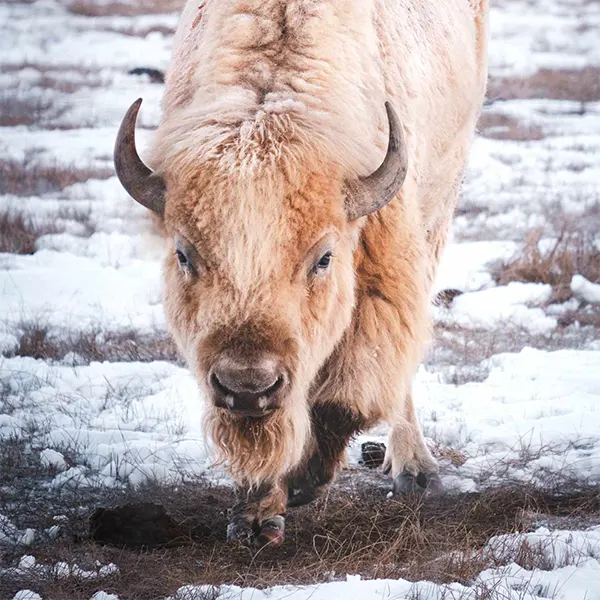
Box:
344, 102, 408, 221
114, 98, 166, 216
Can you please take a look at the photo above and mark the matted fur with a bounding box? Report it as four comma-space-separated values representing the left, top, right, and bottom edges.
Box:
145, 0, 489, 502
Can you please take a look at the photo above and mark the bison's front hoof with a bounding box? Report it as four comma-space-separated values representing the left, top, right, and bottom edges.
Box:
255, 516, 285, 548
392, 471, 442, 496
227, 515, 285, 549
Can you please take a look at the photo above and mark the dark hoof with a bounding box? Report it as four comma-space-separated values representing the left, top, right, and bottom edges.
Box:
393, 472, 442, 496
255, 516, 285, 548
227, 516, 285, 549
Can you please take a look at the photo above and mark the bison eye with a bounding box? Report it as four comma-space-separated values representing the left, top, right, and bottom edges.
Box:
175, 249, 188, 266
313, 251, 333, 273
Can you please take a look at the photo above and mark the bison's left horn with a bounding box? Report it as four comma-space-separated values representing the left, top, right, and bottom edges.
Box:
345, 102, 408, 220
114, 98, 166, 216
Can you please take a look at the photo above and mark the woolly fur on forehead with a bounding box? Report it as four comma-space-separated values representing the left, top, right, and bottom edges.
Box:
149, 0, 393, 185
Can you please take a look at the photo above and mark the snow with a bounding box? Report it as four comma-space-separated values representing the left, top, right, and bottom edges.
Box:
39, 448, 67, 471
434, 282, 558, 334
0, 0, 599, 599
571, 275, 600, 304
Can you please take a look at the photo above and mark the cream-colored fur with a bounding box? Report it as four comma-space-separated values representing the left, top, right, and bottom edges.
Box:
149, 0, 488, 525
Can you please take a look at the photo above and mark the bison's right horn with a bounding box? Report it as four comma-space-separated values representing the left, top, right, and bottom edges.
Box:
114, 98, 166, 215
344, 102, 408, 220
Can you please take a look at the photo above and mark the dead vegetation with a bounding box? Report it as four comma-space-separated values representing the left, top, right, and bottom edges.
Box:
477, 112, 545, 141
0, 212, 60, 255
0, 94, 58, 128
493, 227, 600, 303
67, 0, 184, 17
3, 322, 180, 364
0, 157, 112, 196
0, 462, 597, 600
1, 64, 104, 94
488, 67, 600, 102
0, 92, 98, 130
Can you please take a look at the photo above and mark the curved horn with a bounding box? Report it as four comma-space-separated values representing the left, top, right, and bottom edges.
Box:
345, 102, 408, 220
114, 98, 166, 215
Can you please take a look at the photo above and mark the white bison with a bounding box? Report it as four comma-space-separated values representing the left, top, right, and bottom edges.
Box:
114, 0, 489, 547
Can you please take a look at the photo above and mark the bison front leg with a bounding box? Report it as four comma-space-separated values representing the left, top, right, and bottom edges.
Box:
227, 480, 288, 548
287, 403, 363, 507
383, 389, 442, 495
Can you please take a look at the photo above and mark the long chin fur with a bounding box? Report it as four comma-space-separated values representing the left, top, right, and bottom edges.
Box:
204, 395, 311, 487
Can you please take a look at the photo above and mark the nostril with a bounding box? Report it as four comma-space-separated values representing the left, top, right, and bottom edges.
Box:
264, 375, 284, 397
211, 371, 235, 397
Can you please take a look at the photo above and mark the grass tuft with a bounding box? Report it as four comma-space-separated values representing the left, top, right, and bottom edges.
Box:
493, 227, 600, 303
0, 212, 59, 255
0, 157, 112, 196
2, 322, 180, 364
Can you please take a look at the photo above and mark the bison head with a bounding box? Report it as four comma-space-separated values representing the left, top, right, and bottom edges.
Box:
114, 99, 407, 484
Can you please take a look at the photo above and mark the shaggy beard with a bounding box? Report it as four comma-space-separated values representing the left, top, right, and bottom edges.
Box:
204, 392, 311, 487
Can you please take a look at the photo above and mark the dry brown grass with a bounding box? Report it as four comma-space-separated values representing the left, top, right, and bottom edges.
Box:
67, 0, 184, 16
0, 92, 98, 129
477, 112, 545, 141
0, 94, 58, 127
0, 212, 60, 254
1, 64, 104, 94
488, 67, 600, 102
99, 24, 176, 38
3, 322, 180, 364
1, 471, 597, 600
426, 316, 600, 385
494, 227, 600, 303
0, 157, 112, 196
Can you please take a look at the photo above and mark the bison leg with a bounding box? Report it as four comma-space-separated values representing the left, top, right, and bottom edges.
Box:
227, 480, 287, 548
287, 402, 363, 507
383, 390, 441, 495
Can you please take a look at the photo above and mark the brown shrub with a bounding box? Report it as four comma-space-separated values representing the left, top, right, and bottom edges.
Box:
477, 112, 545, 141
493, 227, 600, 303
488, 67, 600, 102
0, 212, 60, 255
68, 0, 184, 16
0, 157, 112, 196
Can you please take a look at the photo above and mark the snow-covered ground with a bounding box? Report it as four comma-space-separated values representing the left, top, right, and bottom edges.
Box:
1, 0, 599, 598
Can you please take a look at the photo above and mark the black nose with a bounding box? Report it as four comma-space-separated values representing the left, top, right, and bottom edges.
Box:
210, 361, 285, 416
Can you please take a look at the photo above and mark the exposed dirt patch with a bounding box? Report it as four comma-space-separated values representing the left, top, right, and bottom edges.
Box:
488, 67, 600, 102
